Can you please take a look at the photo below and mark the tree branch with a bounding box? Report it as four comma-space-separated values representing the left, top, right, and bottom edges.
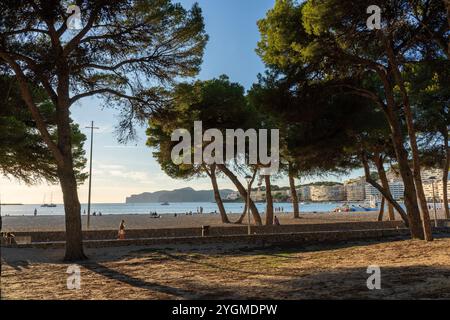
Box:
0, 53, 64, 166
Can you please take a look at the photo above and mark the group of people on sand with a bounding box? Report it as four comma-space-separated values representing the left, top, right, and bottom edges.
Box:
149, 211, 161, 218
82, 210, 102, 216
274, 207, 285, 213
196, 206, 204, 214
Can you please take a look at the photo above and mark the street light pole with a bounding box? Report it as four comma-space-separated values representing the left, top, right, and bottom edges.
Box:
245, 175, 253, 235
86, 121, 99, 230
428, 176, 439, 228
432, 180, 438, 228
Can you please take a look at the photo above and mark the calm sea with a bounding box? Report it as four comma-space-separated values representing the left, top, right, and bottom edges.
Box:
0, 201, 361, 216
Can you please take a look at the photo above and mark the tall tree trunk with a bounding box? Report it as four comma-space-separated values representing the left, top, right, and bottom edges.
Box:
58, 163, 86, 261
217, 164, 262, 225
385, 38, 433, 241
443, 131, 450, 219
264, 175, 274, 225
7, 57, 86, 260
361, 153, 410, 226
206, 164, 230, 224
376, 69, 424, 239
57, 92, 87, 261
288, 163, 300, 218
374, 154, 395, 221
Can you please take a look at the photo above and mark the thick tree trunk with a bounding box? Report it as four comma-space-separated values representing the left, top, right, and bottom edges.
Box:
217, 164, 262, 225
264, 175, 274, 225
376, 70, 424, 239
207, 164, 230, 224
385, 116, 422, 238
385, 39, 433, 240
56, 80, 86, 261
288, 163, 300, 218
374, 155, 395, 221
361, 153, 410, 226
58, 163, 86, 261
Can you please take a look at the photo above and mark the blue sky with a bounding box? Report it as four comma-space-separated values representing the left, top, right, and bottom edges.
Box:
1, 0, 358, 204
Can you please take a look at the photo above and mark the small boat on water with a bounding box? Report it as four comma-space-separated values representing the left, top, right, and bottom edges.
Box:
41, 192, 57, 208
161, 201, 169, 205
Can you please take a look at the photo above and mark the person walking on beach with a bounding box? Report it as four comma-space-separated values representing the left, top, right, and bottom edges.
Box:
118, 220, 126, 240
34, 208, 37, 217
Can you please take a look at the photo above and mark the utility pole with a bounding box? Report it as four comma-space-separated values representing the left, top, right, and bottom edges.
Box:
86, 121, 99, 230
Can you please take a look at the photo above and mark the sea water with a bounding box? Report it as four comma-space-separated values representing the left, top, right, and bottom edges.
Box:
0, 202, 354, 216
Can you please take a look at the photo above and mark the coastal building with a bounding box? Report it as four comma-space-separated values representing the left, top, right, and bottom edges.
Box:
297, 186, 311, 201
421, 168, 445, 181
364, 181, 405, 201
310, 184, 345, 202
423, 179, 450, 202
420, 169, 449, 202
225, 192, 240, 201
344, 178, 366, 201
251, 189, 290, 202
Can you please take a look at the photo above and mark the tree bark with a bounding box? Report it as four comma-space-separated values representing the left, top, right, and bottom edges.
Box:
375, 69, 424, 239
385, 38, 433, 241
373, 154, 395, 221
56, 85, 87, 261
289, 163, 300, 218
264, 175, 274, 225
206, 164, 230, 224
58, 163, 86, 261
442, 131, 450, 219
361, 153, 410, 226
217, 164, 262, 225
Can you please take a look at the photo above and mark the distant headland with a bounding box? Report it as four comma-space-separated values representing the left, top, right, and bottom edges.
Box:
125, 187, 234, 203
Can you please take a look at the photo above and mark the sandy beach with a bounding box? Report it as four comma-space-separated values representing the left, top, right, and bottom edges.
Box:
0, 210, 424, 232
2, 236, 449, 299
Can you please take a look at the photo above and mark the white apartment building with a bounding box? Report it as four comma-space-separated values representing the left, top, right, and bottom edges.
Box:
364, 181, 405, 201
225, 192, 240, 201
423, 180, 450, 202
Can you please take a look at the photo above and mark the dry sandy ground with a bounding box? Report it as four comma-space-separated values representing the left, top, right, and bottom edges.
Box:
1, 211, 420, 232
1, 236, 449, 300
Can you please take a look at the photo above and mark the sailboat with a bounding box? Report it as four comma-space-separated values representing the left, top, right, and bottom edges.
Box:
41, 192, 57, 207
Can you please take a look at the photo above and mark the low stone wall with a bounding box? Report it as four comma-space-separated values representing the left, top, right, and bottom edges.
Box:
10, 220, 407, 243
16, 228, 415, 249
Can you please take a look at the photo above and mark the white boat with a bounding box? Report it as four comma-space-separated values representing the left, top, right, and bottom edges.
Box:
41, 192, 57, 207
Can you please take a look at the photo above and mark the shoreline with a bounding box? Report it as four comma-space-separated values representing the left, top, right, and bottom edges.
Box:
0, 211, 412, 232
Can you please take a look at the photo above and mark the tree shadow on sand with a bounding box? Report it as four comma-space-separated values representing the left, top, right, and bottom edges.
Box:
79, 261, 202, 299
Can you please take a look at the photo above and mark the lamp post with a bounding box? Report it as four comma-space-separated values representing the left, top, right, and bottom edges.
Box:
245, 175, 253, 235
429, 176, 438, 228
86, 121, 99, 230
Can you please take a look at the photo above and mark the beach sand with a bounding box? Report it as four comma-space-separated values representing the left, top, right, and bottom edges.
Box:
1, 236, 449, 299
0, 210, 420, 232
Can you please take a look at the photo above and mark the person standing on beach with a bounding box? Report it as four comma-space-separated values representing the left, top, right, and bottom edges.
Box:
34, 208, 37, 217
118, 220, 126, 240
274, 216, 280, 226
